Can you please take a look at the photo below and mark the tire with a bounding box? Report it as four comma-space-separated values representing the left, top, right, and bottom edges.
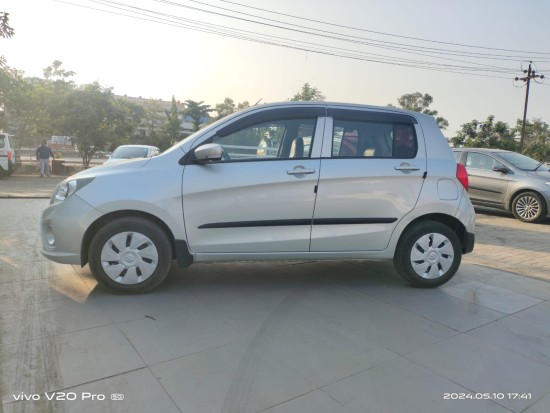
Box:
511, 191, 546, 223
7, 161, 16, 176
88, 217, 172, 294
394, 221, 462, 288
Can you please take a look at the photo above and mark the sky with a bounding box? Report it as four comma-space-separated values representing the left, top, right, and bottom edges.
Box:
2, 0, 550, 136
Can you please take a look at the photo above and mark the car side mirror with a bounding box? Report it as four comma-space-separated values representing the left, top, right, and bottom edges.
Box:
492, 165, 510, 174
194, 143, 223, 163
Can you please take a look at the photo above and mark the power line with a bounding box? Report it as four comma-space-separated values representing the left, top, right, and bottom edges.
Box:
214, 0, 550, 56
90, 0, 517, 73
149, 0, 550, 62
52, 0, 524, 80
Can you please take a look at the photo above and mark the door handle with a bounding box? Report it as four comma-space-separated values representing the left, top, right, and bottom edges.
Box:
287, 167, 316, 175
394, 163, 420, 172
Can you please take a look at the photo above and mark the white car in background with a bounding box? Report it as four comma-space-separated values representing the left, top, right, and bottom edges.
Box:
41, 102, 475, 293
104, 144, 160, 164
0, 132, 18, 176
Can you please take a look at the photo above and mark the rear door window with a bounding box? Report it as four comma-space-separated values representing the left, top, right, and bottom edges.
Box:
332, 120, 417, 159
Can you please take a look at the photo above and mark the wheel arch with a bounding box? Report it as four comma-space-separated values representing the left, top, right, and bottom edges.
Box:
506, 188, 546, 211
400, 213, 470, 254
80, 210, 177, 267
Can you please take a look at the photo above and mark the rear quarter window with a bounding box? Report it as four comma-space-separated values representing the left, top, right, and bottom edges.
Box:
453, 151, 463, 163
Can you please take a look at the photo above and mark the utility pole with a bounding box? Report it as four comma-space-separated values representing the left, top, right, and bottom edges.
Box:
515, 62, 544, 153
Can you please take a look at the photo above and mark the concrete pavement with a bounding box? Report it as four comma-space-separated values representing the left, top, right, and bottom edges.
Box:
464, 209, 550, 283
0, 175, 61, 199
1, 174, 550, 413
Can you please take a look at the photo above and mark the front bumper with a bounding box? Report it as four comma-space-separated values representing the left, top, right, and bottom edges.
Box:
40, 195, 103, 265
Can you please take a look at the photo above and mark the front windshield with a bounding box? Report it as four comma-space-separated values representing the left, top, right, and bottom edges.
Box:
112, 147, 149, 159
498, 152, 549, 171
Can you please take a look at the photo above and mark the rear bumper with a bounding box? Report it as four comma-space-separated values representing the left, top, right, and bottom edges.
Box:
463, 231, 475, 254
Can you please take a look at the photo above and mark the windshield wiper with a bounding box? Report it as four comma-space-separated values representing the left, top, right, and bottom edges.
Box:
533, 162, 543, 171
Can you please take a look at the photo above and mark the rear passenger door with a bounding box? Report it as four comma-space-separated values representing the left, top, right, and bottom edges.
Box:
310, 108, 426, 251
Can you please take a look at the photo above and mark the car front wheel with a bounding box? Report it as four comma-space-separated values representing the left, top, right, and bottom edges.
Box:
88, 217, 172, 294
511, 192, 546, 223
394, 221, 462, 288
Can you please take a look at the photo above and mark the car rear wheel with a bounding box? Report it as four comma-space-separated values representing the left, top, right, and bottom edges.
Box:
511, 191, 546, 223
89, 217, 172, 294
394, 221, 462, 288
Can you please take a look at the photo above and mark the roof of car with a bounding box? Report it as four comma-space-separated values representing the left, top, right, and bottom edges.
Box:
452, 148, 513, 153
235, 101, 431, 121
116, 144, 158, 149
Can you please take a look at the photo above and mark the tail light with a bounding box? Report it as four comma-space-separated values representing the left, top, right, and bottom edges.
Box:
7, 151, 11, 161
456, 163, 468, 191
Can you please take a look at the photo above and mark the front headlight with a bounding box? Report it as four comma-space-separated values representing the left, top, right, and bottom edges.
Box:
51, 178, 94, 204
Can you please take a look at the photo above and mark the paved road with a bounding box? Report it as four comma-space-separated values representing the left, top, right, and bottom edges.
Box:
0, 175, 61, 198
465, 208, 550, 282
1, 175, 550, 413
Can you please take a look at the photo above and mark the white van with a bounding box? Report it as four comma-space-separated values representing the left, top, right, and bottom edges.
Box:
0, 132, 18, 176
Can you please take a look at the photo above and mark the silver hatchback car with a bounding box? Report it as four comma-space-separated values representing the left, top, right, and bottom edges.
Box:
453, 148, 550, 223
41, 102, 475, 293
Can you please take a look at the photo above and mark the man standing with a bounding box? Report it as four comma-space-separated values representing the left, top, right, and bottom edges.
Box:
36, 140, 55, 177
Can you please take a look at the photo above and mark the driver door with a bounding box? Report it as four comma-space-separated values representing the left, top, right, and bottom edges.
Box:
182, 112, 324, 253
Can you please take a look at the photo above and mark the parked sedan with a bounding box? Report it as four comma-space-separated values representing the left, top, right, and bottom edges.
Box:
104, 145, 160, 164
453, 148, 550, 223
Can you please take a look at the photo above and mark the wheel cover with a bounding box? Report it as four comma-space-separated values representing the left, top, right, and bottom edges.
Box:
409, 232, 455, 279
100, 231, 159, 284
515, 195, 540, 221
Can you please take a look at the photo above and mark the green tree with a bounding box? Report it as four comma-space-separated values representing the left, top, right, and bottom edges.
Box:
129, 98, 165, 148
56, 83, 140, 167
237, 101, 250, 111
516, 118, 550, 161
289, 83, 325, 101
391, 92, 449, 130
2, 61, 143, 165
0, 11, 14, 127
184, 99, 212, 132
0, 12, 14, 38
0, 12, 14, 69
43, 60, 75, 80
215, 97, 236, 119
0, 66, 16, 130
450, 116, 517, 150
0, 69, 59, 150
163, 95, 182, 149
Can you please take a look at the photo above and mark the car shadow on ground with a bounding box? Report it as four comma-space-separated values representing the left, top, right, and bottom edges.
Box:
82, 260, 408, 300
